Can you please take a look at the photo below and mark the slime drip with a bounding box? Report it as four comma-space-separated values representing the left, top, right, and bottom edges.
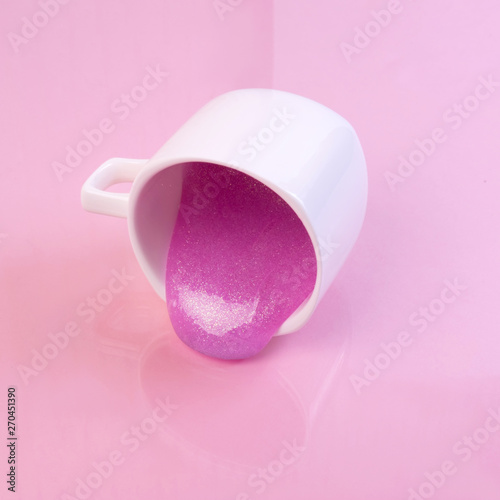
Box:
165, 163, 316, 359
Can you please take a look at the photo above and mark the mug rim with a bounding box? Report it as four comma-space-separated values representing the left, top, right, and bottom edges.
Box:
128, 156, 323, 336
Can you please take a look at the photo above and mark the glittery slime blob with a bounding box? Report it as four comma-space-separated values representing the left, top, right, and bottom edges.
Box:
165, 163, 316, 359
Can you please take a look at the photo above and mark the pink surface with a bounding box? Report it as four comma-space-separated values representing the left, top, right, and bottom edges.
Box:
1, 0, 500, 499
165, 162, 316, 359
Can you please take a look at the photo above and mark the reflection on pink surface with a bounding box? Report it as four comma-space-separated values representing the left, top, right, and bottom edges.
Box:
2, 0, 500, 498
140, 286, 349, 470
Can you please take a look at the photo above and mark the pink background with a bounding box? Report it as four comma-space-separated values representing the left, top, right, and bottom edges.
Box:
1, 0, 500, 499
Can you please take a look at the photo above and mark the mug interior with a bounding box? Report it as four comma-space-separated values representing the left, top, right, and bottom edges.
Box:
131, 161, 318, 335
132, 162, 184, 300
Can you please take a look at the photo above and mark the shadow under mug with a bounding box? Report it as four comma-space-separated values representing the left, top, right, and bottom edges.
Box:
81, 88, 368, 336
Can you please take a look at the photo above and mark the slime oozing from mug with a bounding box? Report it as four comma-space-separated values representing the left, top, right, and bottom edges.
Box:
165, 163, 316, 359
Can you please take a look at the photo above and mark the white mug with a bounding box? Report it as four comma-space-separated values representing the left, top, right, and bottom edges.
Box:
81, 88, 368, 336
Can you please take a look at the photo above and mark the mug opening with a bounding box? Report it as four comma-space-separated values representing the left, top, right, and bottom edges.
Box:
131, 161, 320, 335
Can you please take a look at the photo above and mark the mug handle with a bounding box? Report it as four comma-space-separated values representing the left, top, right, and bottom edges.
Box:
81, 158, 148, 218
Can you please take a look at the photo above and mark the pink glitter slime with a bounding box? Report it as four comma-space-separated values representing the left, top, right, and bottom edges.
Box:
165, 163, 316, 360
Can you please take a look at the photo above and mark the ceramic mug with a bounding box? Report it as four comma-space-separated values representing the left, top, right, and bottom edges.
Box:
81, 88, 368, 336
